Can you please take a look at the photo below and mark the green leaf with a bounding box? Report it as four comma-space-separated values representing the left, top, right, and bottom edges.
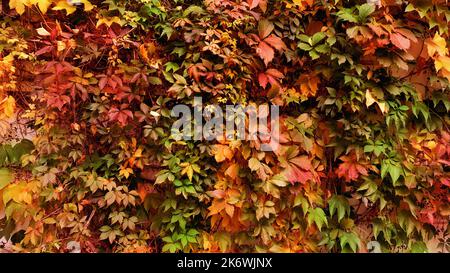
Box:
412, 102, 430, 121
294, 193, 309, 214
357, 180, 378, 196
311, 32, 326, 46
328, 195, 350, 222
165, 62, 180, 72
298, 42, 312, 51
339, 232, 360, 253
315, 44, 329, 53
381, 160, 403, 185
183, 5, 205, 17
357, 3, 375, 22
307, 207, 328, 231
0, 168, 13, 190
411, 241, 428, 253
148, 77, 163, 85
336, 8, 358, 23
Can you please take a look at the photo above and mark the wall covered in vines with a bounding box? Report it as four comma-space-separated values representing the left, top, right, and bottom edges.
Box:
0, 0, 449, 253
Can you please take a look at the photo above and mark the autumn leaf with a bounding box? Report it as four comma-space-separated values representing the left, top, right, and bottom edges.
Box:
247, 0, 267, 12
336, 154, 369, 182
9, 0, 26, 14
2, 96, 16, 117
36, 0, 53, 13
108, 107, 133, 126
212, 144, 234, 162
258, 68, 283, 89
434, 55, 450, 72
96, 16, 122, 28
280, 147, 314, 184
119, 166, 134, 179
290, 0, 313, 10
256, 20, 286, 65
36, 27, 51, 36
224, 163, 239, 180
365, 89, 387, 113
256, 41, 275, 66
258, 19, 274, 39
390, 32, 411, 50
425, 33, 448, 57
137, 182, 154, 202
264, 35, 286, 51
297, 73, 320, 97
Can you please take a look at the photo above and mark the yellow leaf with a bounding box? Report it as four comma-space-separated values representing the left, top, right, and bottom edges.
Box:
96, 16, 122, 28
365, 89, 376, 107
57, 40, 66, 51
213, 144, 233, 163
82, 0, 94, 11
248, 158, 261, 171
365, 89, 387, 114
3, 96, 16, 117
377, 102, 388, 114
133, 147, 143, 158
435, 55, 450, 72
35, 0, 52, 13
425, 33, 448, 57
9, 0, 28, 15
52, 0, 93, 14
119, 167, 133, 179
439, 67, 450, 82
53, 0, 76, 14
186, 166, 193, 181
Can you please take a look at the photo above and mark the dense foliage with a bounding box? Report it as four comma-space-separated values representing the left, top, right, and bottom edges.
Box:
0, 0, 449, 253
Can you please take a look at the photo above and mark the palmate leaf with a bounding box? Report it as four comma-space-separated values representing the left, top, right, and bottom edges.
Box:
3, 0, 449, 254
307, 207, 328, 231
328, 195, 350, 222
339, 232, 360, 253
357, 3, 375, 22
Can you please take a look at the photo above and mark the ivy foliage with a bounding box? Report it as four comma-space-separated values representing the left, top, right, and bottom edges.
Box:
0, 0, 449, 253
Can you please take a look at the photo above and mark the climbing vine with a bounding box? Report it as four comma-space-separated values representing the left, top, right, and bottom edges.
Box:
0, 0, 449, 253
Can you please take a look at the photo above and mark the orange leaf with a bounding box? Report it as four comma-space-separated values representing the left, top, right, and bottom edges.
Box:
256, 41, 275, 66
390, 32, 410, 50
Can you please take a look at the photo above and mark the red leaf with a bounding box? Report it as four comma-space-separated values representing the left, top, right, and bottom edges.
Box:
46, 94, 70, 111
265, 68, 284, 79
284, 165, 314, 184
336, 155, 369, 182
258, 72, 269, 88
248, 0, 260, 9
256, 41, 275, 66
108, 107, 133, 126
264, 35, 286, 51
248, 0, 267, 11
390, 32, 410, 50
441, 177, 450, 187
281, 154, 314, 184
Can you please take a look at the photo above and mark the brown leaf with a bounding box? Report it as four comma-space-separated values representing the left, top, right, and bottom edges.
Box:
258, 19, 274, 39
